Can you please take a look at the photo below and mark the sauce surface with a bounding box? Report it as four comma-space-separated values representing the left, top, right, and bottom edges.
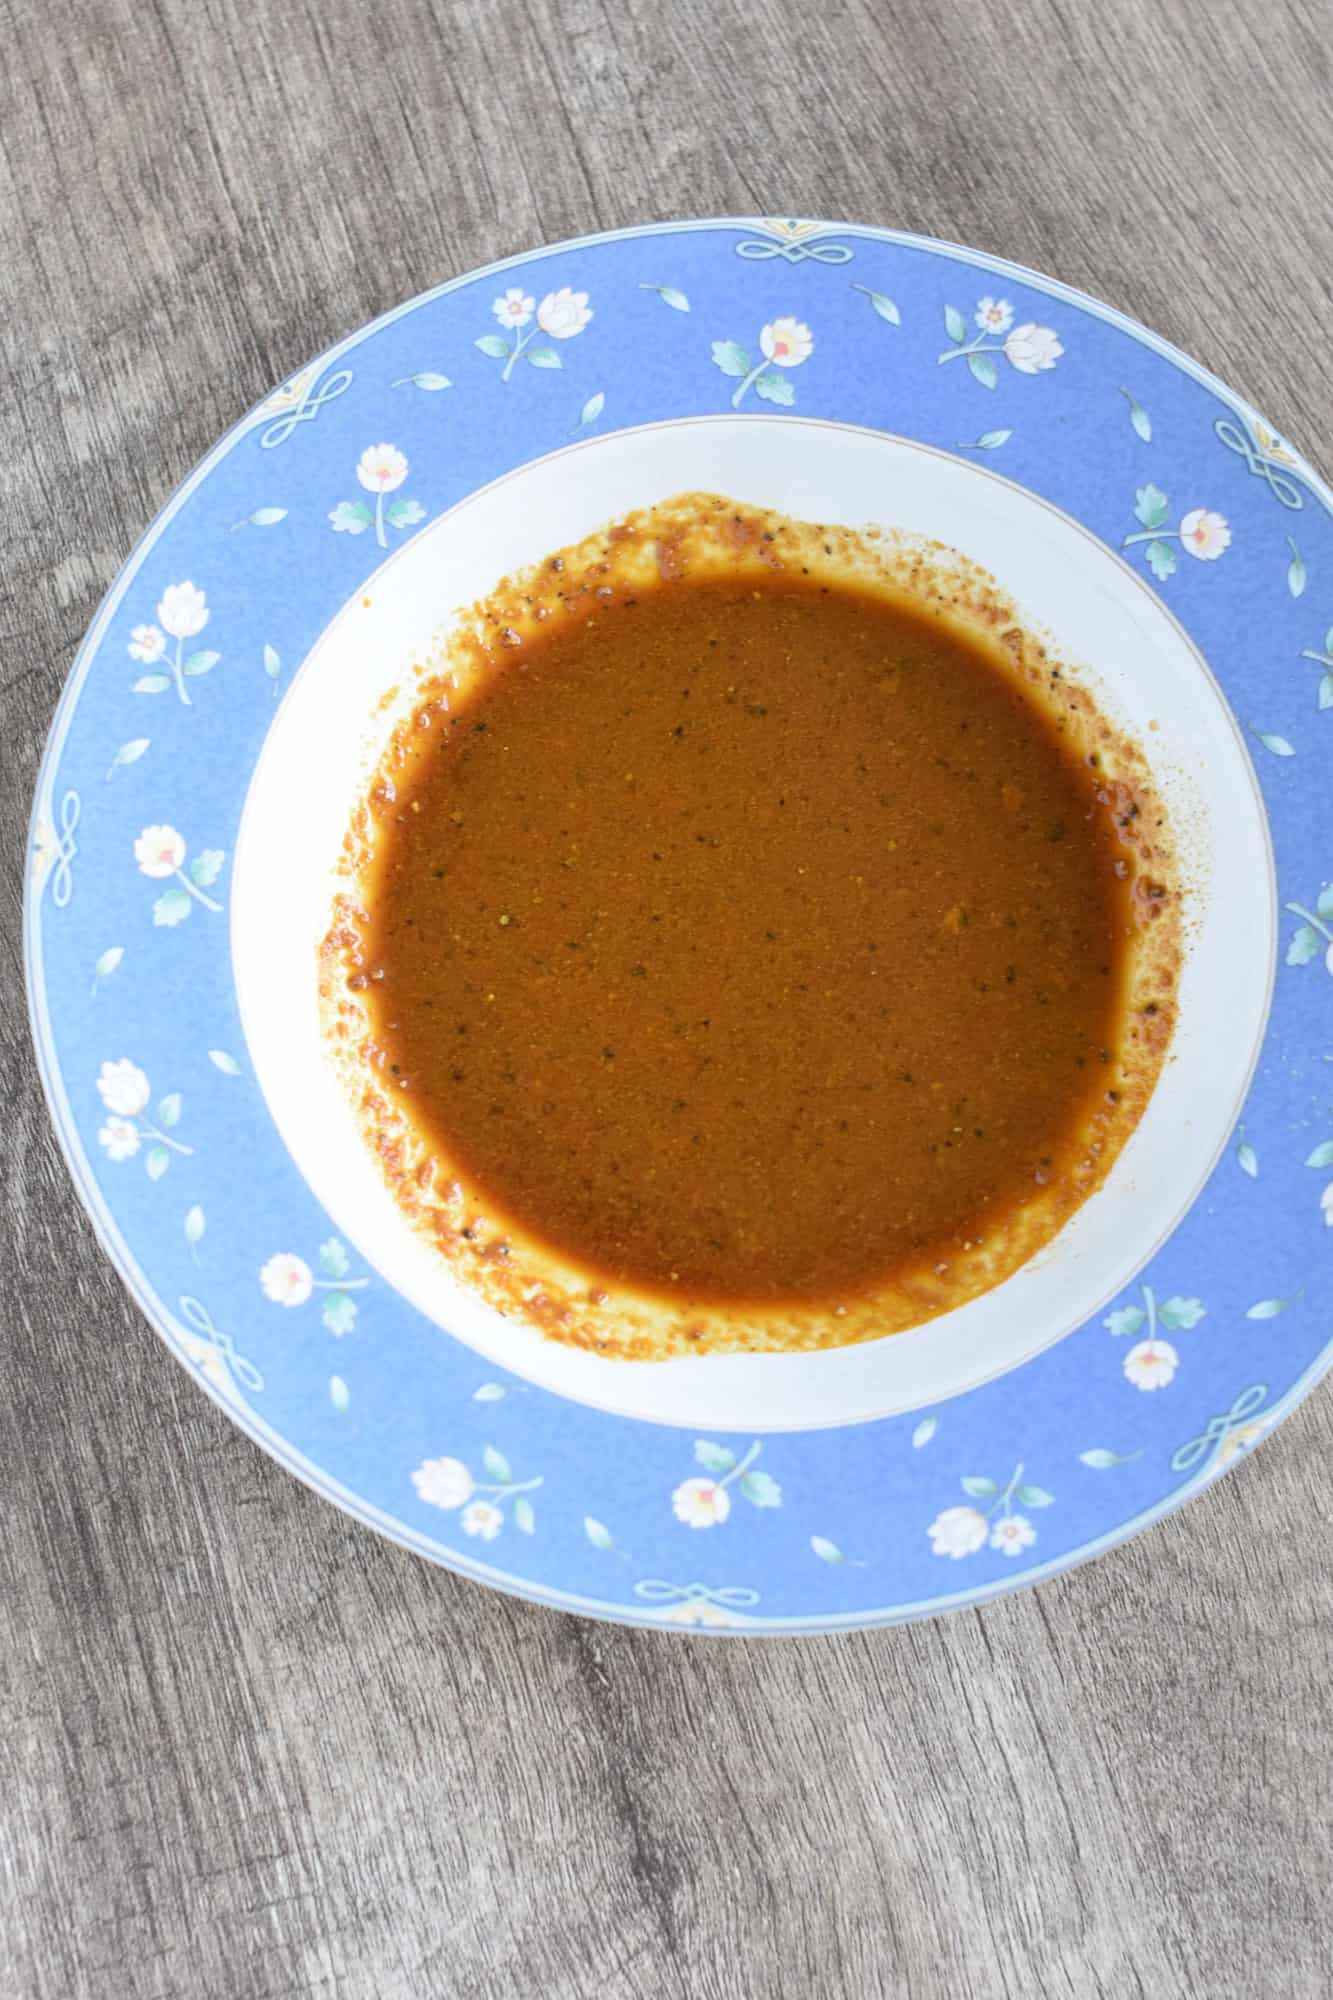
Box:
352, 563, 1146, 1308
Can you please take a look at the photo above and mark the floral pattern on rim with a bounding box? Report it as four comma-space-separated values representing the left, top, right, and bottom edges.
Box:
127, 582, 219, 705
95, 1059, 192, 1180
260, 1239, 368, 1336
1122, 485, 1231, 580
476, 285, 593, 380
412, 1447, 542, 1539
1297, 620, 1333, 713
329, 445, 425, 549
711, 318, 813, 408
133, 825, 225, 927
1104, 1284, 1206, 1391
672, 1440, 781, 1528
937, 299, 1062, 388
1284, 880, 1333, 973
928, 1462, 1053, 1560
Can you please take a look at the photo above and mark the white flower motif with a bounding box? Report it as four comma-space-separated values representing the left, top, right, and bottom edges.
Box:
260, 1252, 314, 1307
133, 825, 185, 878
98, 1116, 141, 1162
156, 581, 209, 641
536, 287, 593, 340
128, 623, 166, 663
975, 296, 1014, 335
493, 287, 535, 329
1004, 323, 1063, 374
412, 1456, 475, 1511
462, 1499, 503, 1540
1123, 1337, 1179, 1390
96, 1058, 151, 1117
928, 1504, 989, 1558
1178, 508, 1231, 561
1321, 1182, 1333, 1228
990, 1514, 1036, 1557
672, 1476, 732, 1529
356, 443, 409, 493
759, 316, 814, 368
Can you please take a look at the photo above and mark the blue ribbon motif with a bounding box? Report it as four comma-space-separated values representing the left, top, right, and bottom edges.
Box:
259, 366, 353, 449
1170, 1382, 1267, 1474
633, 1580, 761, 1608
48, 789, 80, 909
1213, 418, 1306, 512
176, 1295, 265, 1394
735, 231, 853, 266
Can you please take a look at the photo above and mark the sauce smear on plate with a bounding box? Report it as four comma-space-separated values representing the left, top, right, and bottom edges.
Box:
335, 499, 1175, 1337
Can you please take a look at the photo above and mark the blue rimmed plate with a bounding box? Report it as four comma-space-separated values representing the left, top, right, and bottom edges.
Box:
25, 218, 1333, 1632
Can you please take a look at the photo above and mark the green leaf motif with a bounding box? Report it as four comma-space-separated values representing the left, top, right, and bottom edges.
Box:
322, 1292, 358, 1337
641, 284, 690, 312
158, 1093, 182, 1128
1325, 624, 1333, 655
853, 284, 900, 326
208, 1049, 241, 1076
385, 498, 425, 529
1318, 884, 1333, 919
145, 1146, 170, 1181
967, 351, 998, 389
584, 1515, 614, 1550
961, 1475, 999, 1500
1120, 389, 1152, 442
576, 391, 605, 429
183, 649, 220, 677
1305, 1140, 1333, 1168
1318, 673, 1333, 712
329, 1375, 350, 1412
191, 849, 225, 888
94, 946, 124, 981
1253, 730, 1295, 758
1015, 1483, 1054, 1508
153, 887, 193, 927
109, 738, 150, 776
133, 674, 171, 695
318, 1237, 350, 1278
1246, 1297, 1293, 1320
1158, 1296, 1205, 1331
184, 1204, 205, 1248
739, 1469, 782, 1509
473, 1382, 507, 1402
482, 1444, 512, 1483
967, 430, 1012, 450
1104, 1304, 1146, 1339
694, 1439, 737, 1474
1287, 923, 1321, 966
711, 339, 751, 378
526, 346, 561, 369
754, 371, 795, 406
1145, 540, 1177, 581
329, 499, 372, 534
248, 507, 287, 527
1134, 483, 1171, 531
1287, 539, 1307, 597
912, 1416, 937, 1449
263, 644, 281, 682
474, 333, 510, 358
944, 305, 967, 344
1079, 1448, 1137, 1470
402, 371, 451, 390
810, 1536, 847, 1564
1237, 1141, 1258, 1178
513, 1495, 536, 1534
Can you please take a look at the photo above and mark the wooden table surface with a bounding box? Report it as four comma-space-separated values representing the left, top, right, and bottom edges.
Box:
3, 2, 1331, 1994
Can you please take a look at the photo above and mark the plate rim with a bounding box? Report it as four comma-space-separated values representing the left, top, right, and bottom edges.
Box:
24, 213, 1333, 1633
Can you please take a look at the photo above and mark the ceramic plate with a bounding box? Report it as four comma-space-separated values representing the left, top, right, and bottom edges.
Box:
26, 219, 1333, 1633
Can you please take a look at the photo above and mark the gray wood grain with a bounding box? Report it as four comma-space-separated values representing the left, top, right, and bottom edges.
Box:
2, 0, 1330, 1993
